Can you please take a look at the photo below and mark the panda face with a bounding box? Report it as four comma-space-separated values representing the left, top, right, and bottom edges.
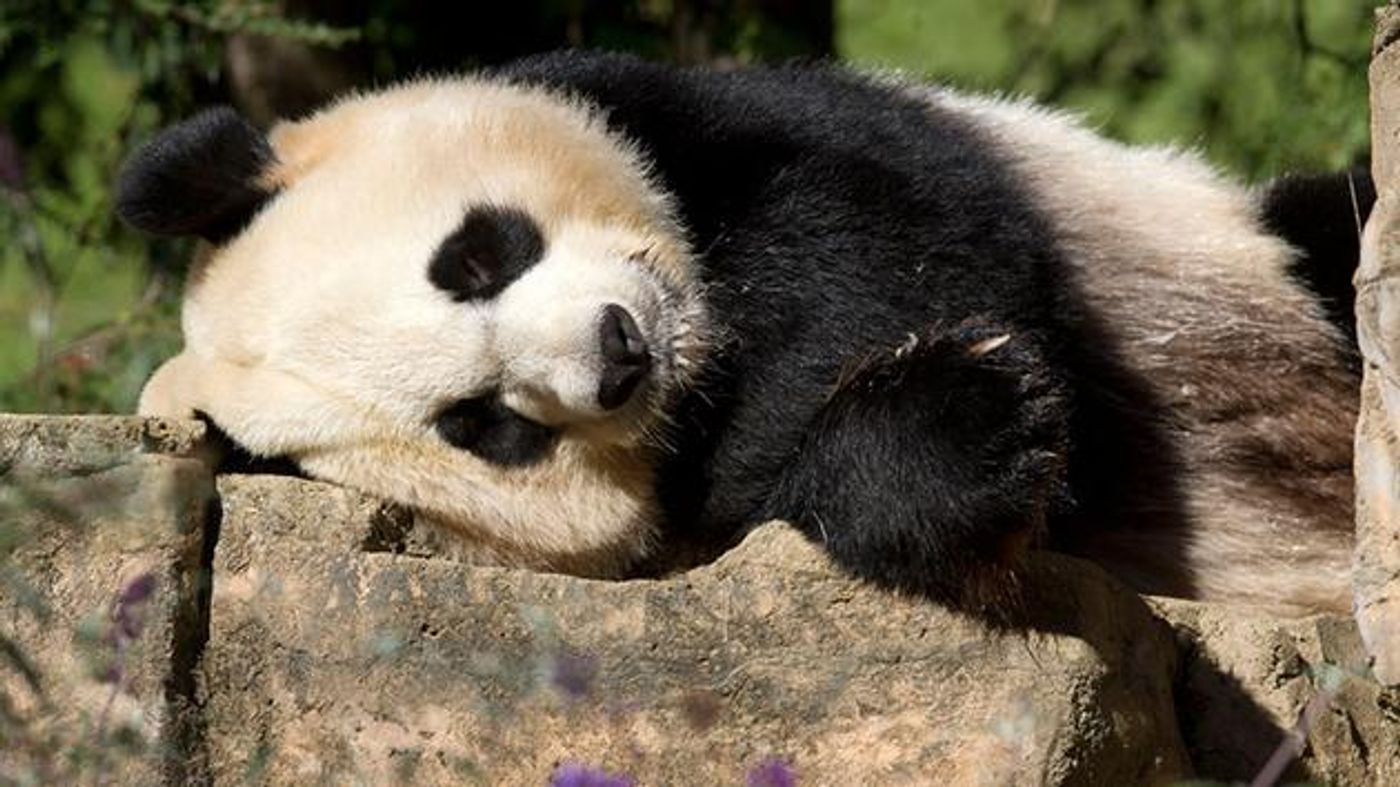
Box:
127, 80, 708, 571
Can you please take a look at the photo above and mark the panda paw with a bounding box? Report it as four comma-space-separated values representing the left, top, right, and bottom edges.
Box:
775, 319, 1071, 613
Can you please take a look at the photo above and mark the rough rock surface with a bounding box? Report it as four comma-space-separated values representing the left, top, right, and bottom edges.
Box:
6, 416, 1400, 785
1359, 0, 1400, 688
1154, 598, 1400, 786
0, 415, 212, 784
203, 475, 1188, 786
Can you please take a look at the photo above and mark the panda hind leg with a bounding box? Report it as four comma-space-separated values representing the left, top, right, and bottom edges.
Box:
770, 321, 1071, 615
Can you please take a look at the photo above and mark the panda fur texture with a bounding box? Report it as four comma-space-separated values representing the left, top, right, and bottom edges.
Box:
117, 51, 1369, 617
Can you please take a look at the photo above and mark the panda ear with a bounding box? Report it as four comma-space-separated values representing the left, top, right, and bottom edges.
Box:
115, 106, 277, 244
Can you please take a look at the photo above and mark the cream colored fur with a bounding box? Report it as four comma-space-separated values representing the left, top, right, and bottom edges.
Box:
925, 89, 1356, 615
140, 78, 708, 573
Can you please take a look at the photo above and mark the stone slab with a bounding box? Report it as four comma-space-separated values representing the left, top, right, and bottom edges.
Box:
6, 417, 1398, 784
1361, 19, 1400, 686
203, 474, 1189, 786
0, 415, 213, 785
1152, 597, 1400, 786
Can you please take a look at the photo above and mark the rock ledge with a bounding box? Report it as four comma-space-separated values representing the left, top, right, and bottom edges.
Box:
3, 415, 1397, 785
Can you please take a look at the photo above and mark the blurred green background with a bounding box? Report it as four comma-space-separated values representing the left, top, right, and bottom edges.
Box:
0, 0, 1377, 413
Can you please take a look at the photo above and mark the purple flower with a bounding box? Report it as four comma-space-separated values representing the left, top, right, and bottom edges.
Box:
112, 573, 157, 640
548, 762, 635, 787
118, 573, 157, 604
747, 757, 797, 787
550, 651, 597, 700
98, 573, 158, 682
114, 604, 145, 640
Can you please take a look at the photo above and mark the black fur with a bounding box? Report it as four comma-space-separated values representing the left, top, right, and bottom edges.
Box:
769, 322, 1070, 606
435, 394, 559, 467
427, 205, 547, 302
196, 412, 307, 478
115, 106, 276, 244
1262, 168, 1375, 343
499, 53, 1094, 608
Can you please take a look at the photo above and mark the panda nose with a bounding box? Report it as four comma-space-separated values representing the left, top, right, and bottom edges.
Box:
597, 303, 652, 410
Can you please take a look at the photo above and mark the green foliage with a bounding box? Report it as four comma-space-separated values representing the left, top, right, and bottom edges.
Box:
0, 1, 355, 414
837, 0, 1372, 178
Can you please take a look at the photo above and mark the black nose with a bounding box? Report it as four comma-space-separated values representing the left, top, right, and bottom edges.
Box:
597, 303, 652, 410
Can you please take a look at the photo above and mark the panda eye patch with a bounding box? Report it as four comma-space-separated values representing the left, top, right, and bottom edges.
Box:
428, 205, 545, 301
434, 394, 559, 467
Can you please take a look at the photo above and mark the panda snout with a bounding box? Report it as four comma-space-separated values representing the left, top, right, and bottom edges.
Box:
597, 303, 652, 410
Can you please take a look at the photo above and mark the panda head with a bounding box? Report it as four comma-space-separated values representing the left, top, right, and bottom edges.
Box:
117, 79, 709, 572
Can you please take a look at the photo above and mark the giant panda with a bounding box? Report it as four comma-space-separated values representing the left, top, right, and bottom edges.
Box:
115, 50, 1370, 617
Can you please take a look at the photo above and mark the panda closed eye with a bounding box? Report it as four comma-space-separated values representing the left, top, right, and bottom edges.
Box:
434, 394, 560, 467
428, 205, 546, 302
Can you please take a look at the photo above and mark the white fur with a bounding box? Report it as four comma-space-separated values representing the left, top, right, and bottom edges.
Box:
141, 78, 708, 572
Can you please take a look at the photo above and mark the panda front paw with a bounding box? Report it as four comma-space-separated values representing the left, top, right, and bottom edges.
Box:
774, 319, 1071, 612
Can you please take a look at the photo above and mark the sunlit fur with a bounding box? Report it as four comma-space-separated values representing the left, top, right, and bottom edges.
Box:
927, 90, 1355, 613
140, 78, 709, 574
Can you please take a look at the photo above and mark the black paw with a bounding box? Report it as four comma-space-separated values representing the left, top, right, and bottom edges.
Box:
775, 319, 1071, 612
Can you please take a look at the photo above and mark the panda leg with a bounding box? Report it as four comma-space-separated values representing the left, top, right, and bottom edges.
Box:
770, 321, 1070, 612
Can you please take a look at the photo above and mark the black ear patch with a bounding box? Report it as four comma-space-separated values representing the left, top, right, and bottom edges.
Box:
115, 106, 277, 244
